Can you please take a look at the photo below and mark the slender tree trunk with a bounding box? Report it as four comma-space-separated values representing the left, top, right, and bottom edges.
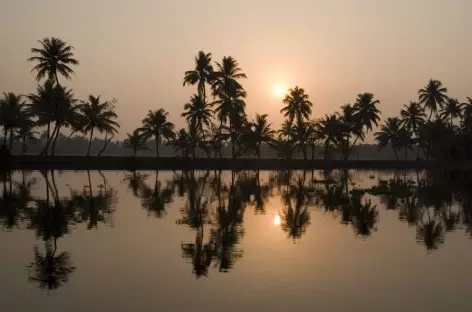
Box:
87, 126, 94, 156
8, 129, 13, 153
21, 136, 26, 155
3, 128, 7, 146
54, 71, 60, 87
98, 133, 113, 156
257, 143, 261, 159
404, 147, 407, 160
428, 109, 433, 121
39, 122, 51, 155
155, 136, 160, 158
50, 124, 61, 156
302, 143, 307, 160
393, 147, 399, 160
311, 144, 315, 160
45, 123, 59, 156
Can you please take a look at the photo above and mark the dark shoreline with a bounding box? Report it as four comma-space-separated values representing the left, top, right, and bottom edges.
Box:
3, 155, 472, 171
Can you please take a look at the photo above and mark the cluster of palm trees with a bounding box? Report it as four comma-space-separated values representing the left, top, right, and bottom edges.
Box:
0, 37, 119, 156
375, 80, 472, 160
2, 37, 471, 160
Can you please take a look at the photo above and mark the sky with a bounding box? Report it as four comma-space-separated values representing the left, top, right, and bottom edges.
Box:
1, 0, 471, 140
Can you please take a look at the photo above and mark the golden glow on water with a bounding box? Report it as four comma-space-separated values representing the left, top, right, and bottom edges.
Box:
274, 214, 281, 226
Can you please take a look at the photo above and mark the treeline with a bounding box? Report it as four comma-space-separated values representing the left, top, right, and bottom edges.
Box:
1, 37, 471, 161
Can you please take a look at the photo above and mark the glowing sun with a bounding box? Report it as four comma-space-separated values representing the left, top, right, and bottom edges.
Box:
274, 214, 281, 226
272, 84, 286, 98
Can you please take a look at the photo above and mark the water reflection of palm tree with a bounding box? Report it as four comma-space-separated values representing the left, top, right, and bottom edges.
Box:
140, 171, 174, 218
69, 170, 116, 229
399, 196, 422, 226
123, 171, 148, 197
26, 240, 75, 291
349, 195, 379, 236
280, 173, 311, 240
237, 170, 270, 214
181, 226, 214, 278
416, 208, 445, 251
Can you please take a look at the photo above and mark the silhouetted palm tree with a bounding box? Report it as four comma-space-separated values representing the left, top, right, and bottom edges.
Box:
280, 86, 312, 125
243, 114, 275, 158
316, 114, 343, 160
182, 94, 213, 136
26, 241, 75, 291
353, 93, 381, 133
28, 37, 79, 86
338, 104, 365, 160
211, 56, 247, 98
183, 51, 214, 101
77, 95, 119, 156
439, 98, 463, 127
124, 129, 148, 156
16, 117, 38, 155
0, 93, 28, 152
400, 102, 426, 143
375, 117, 403, 160
139, 109, 175, 157
418, 79, 448, 120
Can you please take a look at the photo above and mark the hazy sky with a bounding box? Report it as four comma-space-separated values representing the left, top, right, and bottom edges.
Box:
1, 0, 471, 140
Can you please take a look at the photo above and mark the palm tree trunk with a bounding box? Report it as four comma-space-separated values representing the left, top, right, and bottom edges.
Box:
50, 124, 61, 156
98, 132, 113, 156
155, 137, 159, 158
3, 128, 7, 146
428, 109, 433, 121
8, 129, 13, 153
21, 136, 26, 156
302, 143, 307, 160
311, 144, 315, 160
54, 71, 60, 87
404, 147, 407, 160
257, 143, 261, 159
393, 147, 399, 160
87, 127, 94, 156
39, 122, 51, 155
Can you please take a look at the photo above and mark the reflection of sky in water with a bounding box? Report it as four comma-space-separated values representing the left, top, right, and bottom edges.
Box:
0, 169, 471, 312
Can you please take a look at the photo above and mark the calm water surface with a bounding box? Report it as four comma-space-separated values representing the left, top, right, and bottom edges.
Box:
1, 169, 471, 312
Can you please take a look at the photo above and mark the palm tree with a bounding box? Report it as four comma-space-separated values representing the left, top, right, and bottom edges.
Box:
139, 109, 175, 157
316, 114, 343, 160
0, 93, 28, 152
462, 97, 472, 121
400, 102, 426, 137
246, 114, 274, 158
418, 79, 448, 120
439, 98, 463, 126
211, 56, 247, 98
28, 37, 79, 86
280, 86, 312, 126
183, 51, 214, 101
124, 129, 148, 156
77, 95, 119, 156
353, 93, 381, 133
338, 104, 364, 160
169, 128, 192, 158
374, 117, 403, 160
26, 80, 57, 155
181, 94, 213, 136
17, 117, 38, 155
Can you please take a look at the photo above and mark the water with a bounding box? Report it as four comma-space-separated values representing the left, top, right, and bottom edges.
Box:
1, 169, 471, 312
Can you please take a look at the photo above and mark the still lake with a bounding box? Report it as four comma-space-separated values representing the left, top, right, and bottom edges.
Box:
1, 169, 471, 312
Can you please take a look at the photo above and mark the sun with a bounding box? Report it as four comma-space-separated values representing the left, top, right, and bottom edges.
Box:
272, 84, 286, 98
274, 214, 281, 226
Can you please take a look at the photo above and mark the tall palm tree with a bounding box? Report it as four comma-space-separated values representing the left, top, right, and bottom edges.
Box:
77, 95, 119, 156
418, 79, 448, 120
400, 102, 426, 136
439, 98, 463, 126
28, 37, 79, 86
181, 94, 213, 136
17, 117, 38, 155
316, 114, 343, 160
183, 51, 214, 101
211, 56, 247, 99
338, 104, 364, 160
0, 93, 28, 152
124, 129, 149, 156
139, 109, 175, 157
280, 86, 312, 126
353, 93, 381, 133
374, 117, 403, 160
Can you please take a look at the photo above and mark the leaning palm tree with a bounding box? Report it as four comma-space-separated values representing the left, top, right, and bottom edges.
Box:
77, 95, 119, 156
439, 98, 463, 126
28, 37, 79, 86
139, 109, 175, 157
280, 86, 312, 126
183, 51, 214, 101
124, 129, 149, 157
374, 117, 403, 160
353, 93, 381, 133
418, 79, 448, 120
181, 94, 213, 136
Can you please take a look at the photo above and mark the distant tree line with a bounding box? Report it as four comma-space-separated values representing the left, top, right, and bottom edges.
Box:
1, 37, 472, 160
